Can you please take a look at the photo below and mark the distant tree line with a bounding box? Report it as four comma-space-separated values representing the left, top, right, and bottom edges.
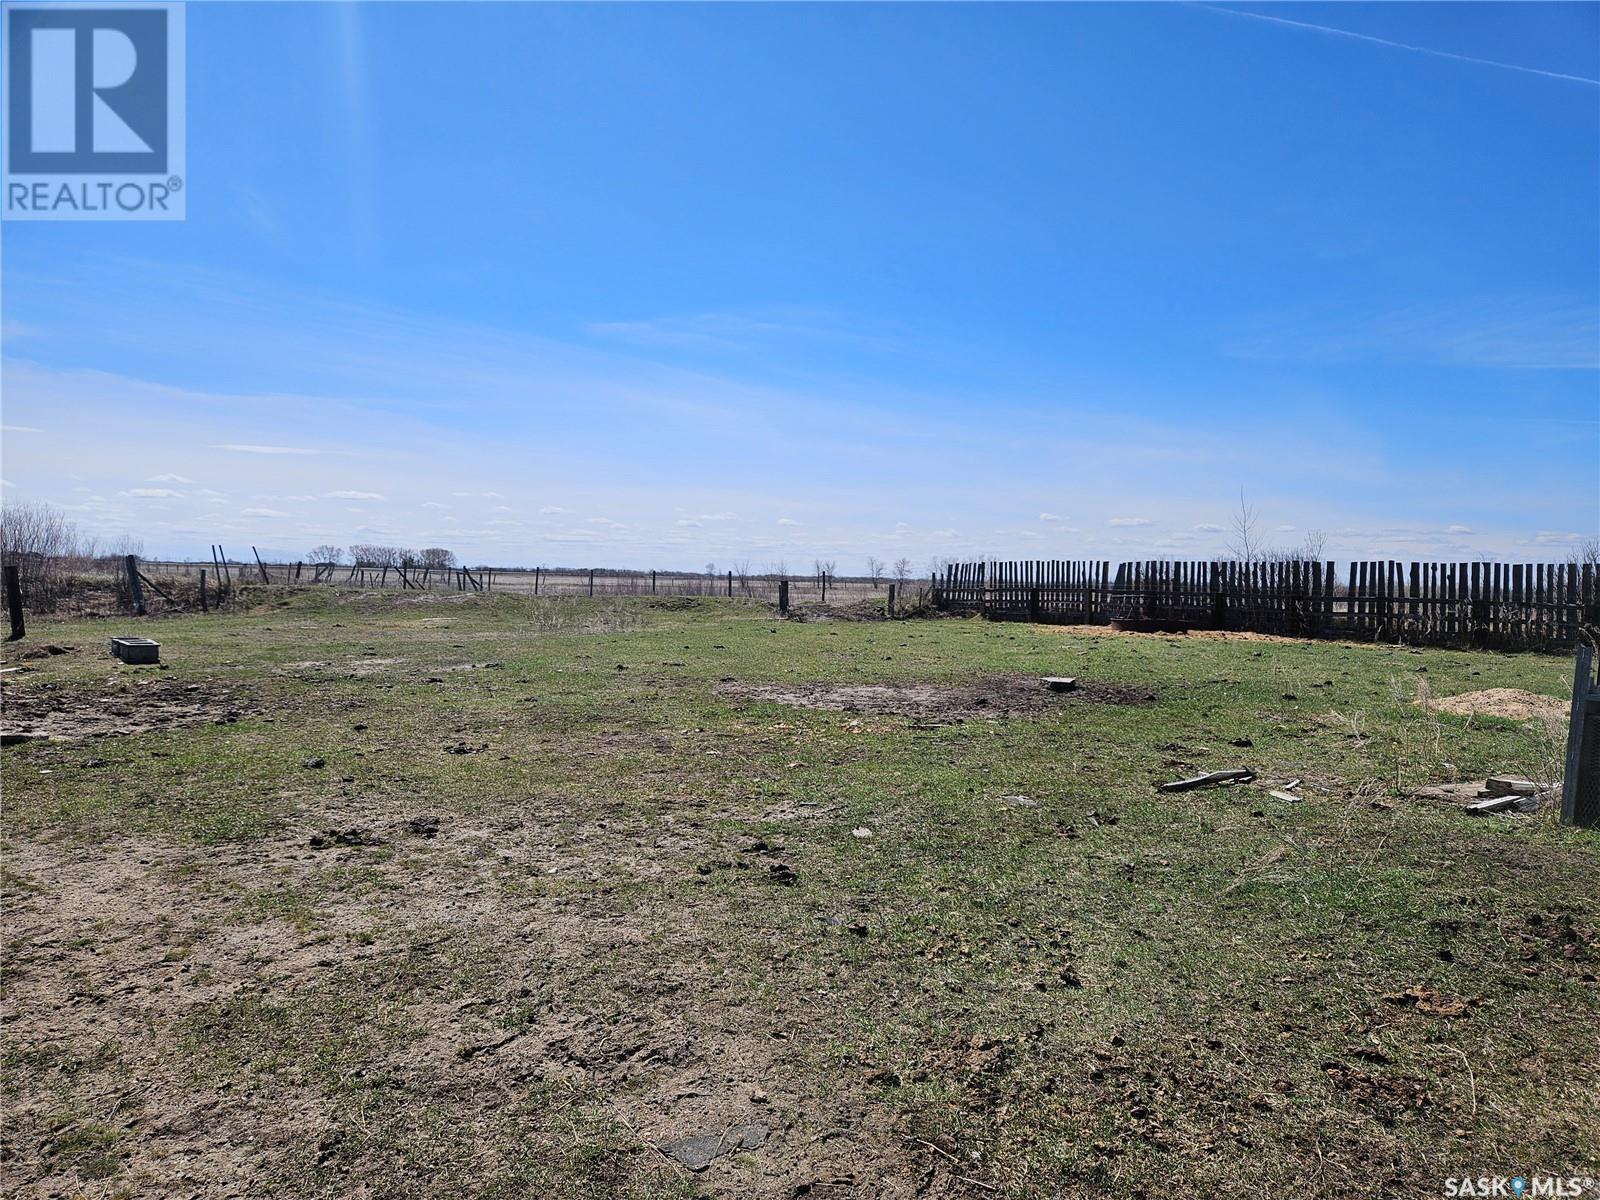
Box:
310, 545, 458, 570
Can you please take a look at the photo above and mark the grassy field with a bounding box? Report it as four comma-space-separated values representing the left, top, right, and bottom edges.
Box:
2, 588, 1597, 1199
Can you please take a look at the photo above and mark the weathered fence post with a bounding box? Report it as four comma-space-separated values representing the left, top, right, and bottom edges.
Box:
1028, 586, 1040, 622
821, 572, 828, 603
887, 583, 896, 618
252, 546, 270, 584
1562, 643, 1598, 828
727, 570, 733, 598
4, 564, 24, 641
199, 568, 209, 612
779, 580, 790, 615
650, 570, 657, 595
588, 568, 595, 596
125, 555, 146, 616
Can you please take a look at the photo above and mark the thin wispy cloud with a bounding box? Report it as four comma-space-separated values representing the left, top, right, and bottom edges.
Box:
1225, 297, 1600, 370
214, 443, 353, 456
1194, 4, 1600, 86
586, 308, 899, 355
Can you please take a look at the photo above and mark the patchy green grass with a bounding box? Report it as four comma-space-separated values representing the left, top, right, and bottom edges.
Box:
2, 588, 1596, 1198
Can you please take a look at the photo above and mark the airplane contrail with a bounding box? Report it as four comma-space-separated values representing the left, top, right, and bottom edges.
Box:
1193, 3, 1600, 87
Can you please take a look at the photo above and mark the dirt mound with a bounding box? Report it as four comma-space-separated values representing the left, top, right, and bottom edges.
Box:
4, 644, 77, 662
1428, 688, 1566, 722
717, 674, 1153, 720
783, 600, 888, 623
0, 678, 257, 741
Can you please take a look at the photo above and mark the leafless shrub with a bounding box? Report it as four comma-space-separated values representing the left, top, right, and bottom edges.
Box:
0, 500, 118, 612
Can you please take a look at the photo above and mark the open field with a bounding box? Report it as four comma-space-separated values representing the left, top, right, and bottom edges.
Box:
2, 590, 1597, 1199
139, 561, 901, 607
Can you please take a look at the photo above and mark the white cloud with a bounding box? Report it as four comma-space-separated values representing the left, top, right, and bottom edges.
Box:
1193, 523, 1224, 533
1274, 524, 1297, 532
1, 424, 43, 433
1533, 530, 1584, 545
1039, 512, 1062, 522
538, 505, 569, 515
422, 501, 449, 510
675, 519, 701, 528
214, 443, 348, 456
1109, 517, 1152, 527
696, 511, 737, 521
325, 490, 384, 500
240, 507, 289, 518
1446, 524, 1473, 534
146, 473, 193, 484
777, 518, 802, 527
122, 487, 183, 499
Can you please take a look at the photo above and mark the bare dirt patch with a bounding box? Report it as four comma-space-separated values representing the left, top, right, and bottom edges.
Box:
0, 678, 258, 741
0, 800, 937, 1199
1427, 688, 1566, 722
718, 674, 1153, 720
1039, 623, 1331, 646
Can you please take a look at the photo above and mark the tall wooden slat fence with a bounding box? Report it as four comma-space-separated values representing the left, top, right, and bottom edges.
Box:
937, 559, 1598, 651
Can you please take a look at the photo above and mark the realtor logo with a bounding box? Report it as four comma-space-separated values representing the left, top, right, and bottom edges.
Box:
3, 2, 185, 219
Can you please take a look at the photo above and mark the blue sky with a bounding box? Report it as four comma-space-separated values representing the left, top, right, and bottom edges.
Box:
2, 1, 1597, 570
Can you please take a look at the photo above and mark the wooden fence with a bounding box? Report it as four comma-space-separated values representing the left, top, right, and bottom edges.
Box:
937, 559, 1599, 651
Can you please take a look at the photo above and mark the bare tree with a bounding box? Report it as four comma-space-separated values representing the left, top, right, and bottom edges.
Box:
349, 544, 398, 567
1571, 537, 1600, 570
2, 500, 86, 611
1299, 529, 1327, 561
309, 544, 345, 565
419, 547, 456, 569
1226, 490, 1262, 565
865, 556, 885, 586
893, 557, 912, 584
